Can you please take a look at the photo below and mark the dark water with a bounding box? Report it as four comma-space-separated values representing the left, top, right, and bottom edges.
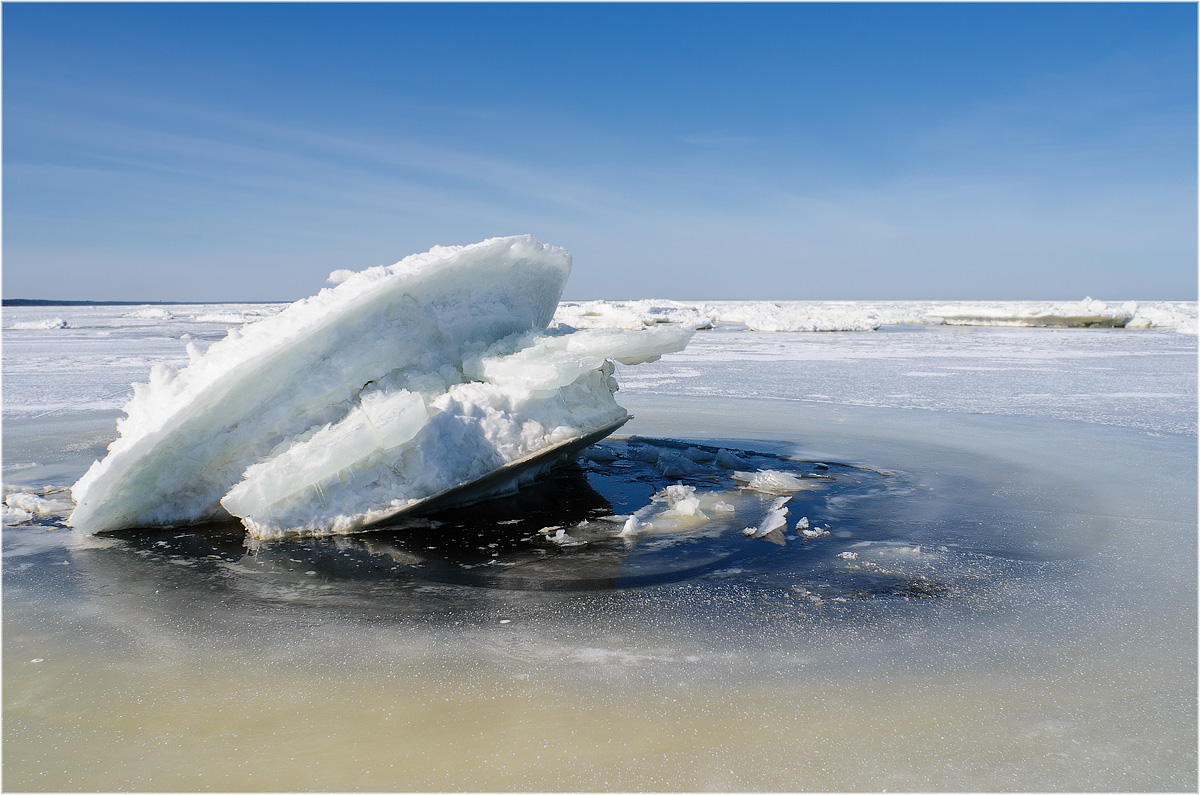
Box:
51, 434, 1097, 616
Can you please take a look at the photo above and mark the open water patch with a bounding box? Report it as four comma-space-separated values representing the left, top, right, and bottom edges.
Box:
9, 435, 1098, 613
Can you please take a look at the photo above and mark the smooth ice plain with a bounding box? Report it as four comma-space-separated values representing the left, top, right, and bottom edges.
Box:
3, 260, 1197, 789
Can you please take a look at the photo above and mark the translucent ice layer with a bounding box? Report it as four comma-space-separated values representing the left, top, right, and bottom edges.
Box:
69, 236, 692, 539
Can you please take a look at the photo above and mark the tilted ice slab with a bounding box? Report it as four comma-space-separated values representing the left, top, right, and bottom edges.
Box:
69, 235, 692, 539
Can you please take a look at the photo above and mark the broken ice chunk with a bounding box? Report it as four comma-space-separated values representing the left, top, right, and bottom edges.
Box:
731, 469, 823, 494
583, 446, 618, 463
745, 496, 790, 539
465, 326, 692, 398
3, 507, 33, 525
657, 484, 706, 519
547, 528, 586, 547
655, 450, 701, 478
714, 448, 749, 468
627, 445, 661, 464
795, 516, 832, 540
620, 483, 749, 537
5, 492, 74, 515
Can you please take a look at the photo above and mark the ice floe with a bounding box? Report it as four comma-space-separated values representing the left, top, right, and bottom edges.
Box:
3, 490, 74, 525
614, 458, 832, 544
731, 469, 825, 495
742, 496, 790, 543
69, 236, 693, 539
620, 482, 748, 537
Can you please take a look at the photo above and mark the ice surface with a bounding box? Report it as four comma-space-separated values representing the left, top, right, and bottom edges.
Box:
68, 236, 692, 538
619, 323, 1198, 436
743, 496, 790, 541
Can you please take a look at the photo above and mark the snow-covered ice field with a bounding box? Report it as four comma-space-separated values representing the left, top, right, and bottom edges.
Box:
3, 299, 1197, 790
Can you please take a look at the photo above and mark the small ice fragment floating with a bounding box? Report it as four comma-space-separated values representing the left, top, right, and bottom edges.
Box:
69, 236, 693, 539
730, 469, 822, 494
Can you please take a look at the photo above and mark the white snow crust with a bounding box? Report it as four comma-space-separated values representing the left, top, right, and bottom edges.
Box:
69, 236, 692, 539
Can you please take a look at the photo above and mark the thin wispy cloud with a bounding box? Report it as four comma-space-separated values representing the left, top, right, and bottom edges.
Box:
4, 3, 1195, 301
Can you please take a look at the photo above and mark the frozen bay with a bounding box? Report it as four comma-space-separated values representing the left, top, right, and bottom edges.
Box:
3, 302, 1196, 790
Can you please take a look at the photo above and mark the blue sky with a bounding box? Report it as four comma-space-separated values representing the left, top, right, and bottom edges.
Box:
4, 2, 1196, 301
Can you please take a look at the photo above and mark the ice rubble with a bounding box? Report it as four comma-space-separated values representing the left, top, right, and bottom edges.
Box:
554, 298, 1197, 334
124, 307, 174, 320
3, 491, 74, 525
619, 483, 740, 537
730, 469, 824, 495
69, 236, 692, 539
10, 317, 69, 330
613, 458, 833, 544
742, 497, 790, 538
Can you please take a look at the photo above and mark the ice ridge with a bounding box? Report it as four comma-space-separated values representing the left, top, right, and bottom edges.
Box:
554, 298, 1197, 334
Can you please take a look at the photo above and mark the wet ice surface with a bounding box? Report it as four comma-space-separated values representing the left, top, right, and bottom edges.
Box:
3, 308, 1197, 791
30, 438, 1018, 598
620, 324, 1199, 436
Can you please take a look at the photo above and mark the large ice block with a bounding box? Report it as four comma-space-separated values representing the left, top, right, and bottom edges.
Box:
70, 235, 692, 538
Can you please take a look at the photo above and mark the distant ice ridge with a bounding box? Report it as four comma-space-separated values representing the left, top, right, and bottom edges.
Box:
9, 317, 69, 330
555, 298, 1197, 334
69, 236, 692, 539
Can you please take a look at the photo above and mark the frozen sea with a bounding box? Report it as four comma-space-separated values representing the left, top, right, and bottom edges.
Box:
3, 302, 1197, 791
